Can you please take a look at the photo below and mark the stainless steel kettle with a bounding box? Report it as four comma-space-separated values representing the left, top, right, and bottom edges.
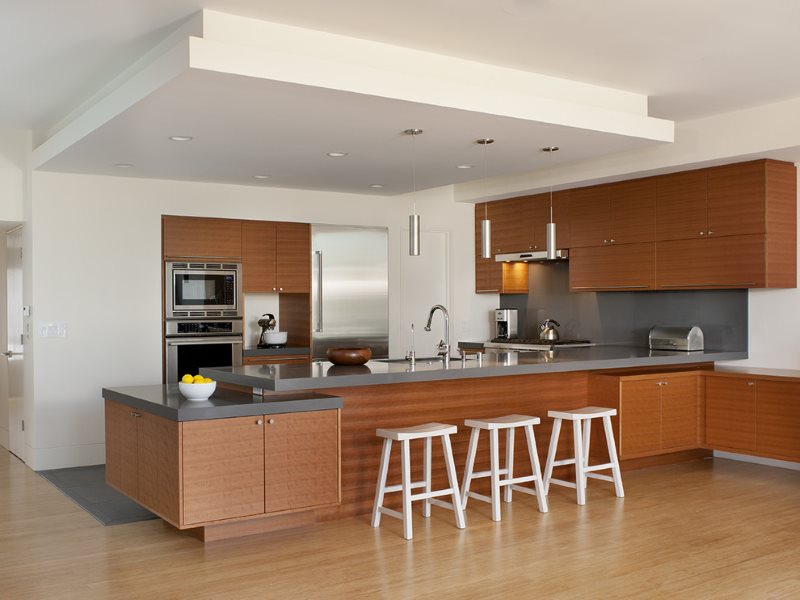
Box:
539, 318, 561, 342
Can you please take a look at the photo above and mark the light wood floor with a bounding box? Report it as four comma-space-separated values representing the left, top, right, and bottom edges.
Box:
1, 451, 799, 600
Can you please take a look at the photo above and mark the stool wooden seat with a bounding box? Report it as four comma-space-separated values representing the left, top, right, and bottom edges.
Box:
371, 422, 465, 540
461, 414, 548, 521
543, 406, 624, 506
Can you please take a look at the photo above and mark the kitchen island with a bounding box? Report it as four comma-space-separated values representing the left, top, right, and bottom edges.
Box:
106, 346, 760, 541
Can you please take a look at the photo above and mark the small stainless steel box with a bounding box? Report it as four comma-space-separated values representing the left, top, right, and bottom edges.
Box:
648, 326, 705, 351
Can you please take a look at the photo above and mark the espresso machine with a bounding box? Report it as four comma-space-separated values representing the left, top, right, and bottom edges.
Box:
494, 309, 518, 340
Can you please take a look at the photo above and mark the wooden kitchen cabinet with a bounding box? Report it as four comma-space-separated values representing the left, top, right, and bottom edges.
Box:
530, 191, 571, 250
705, 376, 756, 452
656, 234, 766, 289
242, 354, 311, 366
619, 379, 662, 456
474, 203, 528, 293
567, 185, 609, 248
660, 376, 700, 450
706, 161, 768, 238
242, 221, 310, 293
182, 416, 266, 525
569, 242, 655, 291
162, 216, 242, 260
655, 170, 709, 242
105, 400, 181, 524
755, 380, 800, 460
264, 409, 339, 513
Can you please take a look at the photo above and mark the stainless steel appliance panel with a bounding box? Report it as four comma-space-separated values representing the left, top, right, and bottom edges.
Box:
165, 336, 243, 383
311, 225, 389, 359
648, 326, 704, 351
165, 261, 242, 318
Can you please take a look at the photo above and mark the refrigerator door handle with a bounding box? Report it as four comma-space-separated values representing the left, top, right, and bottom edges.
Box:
314, 250, 323, 332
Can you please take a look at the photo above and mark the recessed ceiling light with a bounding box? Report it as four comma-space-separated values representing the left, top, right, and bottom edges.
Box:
368, 184, 384, 189
327, 152, 348, 157
457, 164, 474, 169
169, 135, 193, 142
253, 175, 270, 180
541, 146, 559, 152
114, 163, 133, 168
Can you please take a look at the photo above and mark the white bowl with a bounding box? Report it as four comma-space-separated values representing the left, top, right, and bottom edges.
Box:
178, 381, 217, 401
264, 331, 288, 344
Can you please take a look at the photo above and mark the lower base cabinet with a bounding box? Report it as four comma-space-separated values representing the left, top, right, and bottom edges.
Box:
705, 376, 756, 452
105, 400, 340, 528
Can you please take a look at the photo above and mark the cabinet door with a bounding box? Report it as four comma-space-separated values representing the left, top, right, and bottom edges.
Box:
265, 409, 339, 513
475, 203, 502, 293
568, 186, 610, 248
242, 221, 277, 293
707, 161, 766, 237
162, 216, 243, 260
706, 377, 756, 452
756, 380, 800, 459
660, 376, 699, 450
104, 400, 139, 498
657, 235, 765, 289
182, 416, 265, 525
488, 197, 535, 255
619, 380, 662, 457
609, 178, 656, 244
242, 355, 311, 366
137, 412, 181, 525
655, 170, 708, 241
276, 222, 311, 292
569, 242, 655, 291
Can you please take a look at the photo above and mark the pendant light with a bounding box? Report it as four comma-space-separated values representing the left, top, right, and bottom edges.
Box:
541, 146, 560, 260
477, 138, 495, 259
405, 128, 423, 256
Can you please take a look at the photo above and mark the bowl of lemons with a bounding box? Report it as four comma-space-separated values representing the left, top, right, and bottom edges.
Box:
178, 374, 217, 401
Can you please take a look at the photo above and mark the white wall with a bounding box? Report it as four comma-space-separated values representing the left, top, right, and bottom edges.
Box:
27, 172, 496, 469
0, 128, 28, 222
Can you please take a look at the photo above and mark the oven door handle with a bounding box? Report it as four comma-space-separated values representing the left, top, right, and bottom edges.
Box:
167, 337, 244, 346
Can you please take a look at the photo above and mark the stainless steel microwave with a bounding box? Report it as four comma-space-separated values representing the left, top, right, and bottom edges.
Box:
165, 261, 242, 318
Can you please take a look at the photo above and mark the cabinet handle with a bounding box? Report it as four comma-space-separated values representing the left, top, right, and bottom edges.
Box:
747, 381, 754, 386
268, 418, 275, 424
661, 282, 756, 288
603, 239, 609, 244
662, 381, 669, 385
256, 419, 263, 425
272, 287, 276, 291
610, 239, 616, 244
279, 287, 283, 291
708, 231, 714, 235
130, 412, 141, 418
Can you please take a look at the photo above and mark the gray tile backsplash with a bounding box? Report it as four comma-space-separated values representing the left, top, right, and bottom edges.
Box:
500, 261, 748, 351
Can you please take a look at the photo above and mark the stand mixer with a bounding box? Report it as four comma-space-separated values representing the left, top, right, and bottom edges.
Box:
257, 313, 287, 348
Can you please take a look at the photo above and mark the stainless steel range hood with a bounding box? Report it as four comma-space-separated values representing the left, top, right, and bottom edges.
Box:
495, 249, 569, 262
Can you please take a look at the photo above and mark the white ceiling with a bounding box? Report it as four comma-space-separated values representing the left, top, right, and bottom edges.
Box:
9, 1, 800, 196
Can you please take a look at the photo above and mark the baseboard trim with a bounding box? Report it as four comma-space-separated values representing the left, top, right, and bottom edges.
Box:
714, 450, 800, 471
27, 442, 105, 471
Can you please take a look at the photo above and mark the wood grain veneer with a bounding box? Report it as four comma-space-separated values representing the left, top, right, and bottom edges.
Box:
619, 379, 662, 457
104, 399, 138, 498
608, 178, 656, 244
661, 375, 700, 451
764, 159, 797, 288
754, 379, 800, 460
264, 409, 339, 513
242, 220, 277, 293
276, 222, 311, 292
705, 376, 756, 452
162, 215, 242, 260
655, 170, 709, 241
706, 160, 767, 237
242, 355, 311, 366
530, 191, 571, 250
569, 242, 655, 291
137, 411, 181, 526
473, 203, 529, 293
181, 416, 266, 525
278, 293, 311, 348
568, 185, 610, 248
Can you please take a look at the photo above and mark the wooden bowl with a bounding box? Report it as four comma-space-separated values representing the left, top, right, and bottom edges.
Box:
326, 347, 372, 366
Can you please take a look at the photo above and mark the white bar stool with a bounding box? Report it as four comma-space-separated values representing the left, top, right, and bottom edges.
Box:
461, 414, 548, 521
371, 422, 466, 540
543, 406, 624, 505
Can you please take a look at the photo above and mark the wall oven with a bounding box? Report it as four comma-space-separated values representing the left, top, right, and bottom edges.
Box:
165, 261, 242, 318
164, 319, 243, 383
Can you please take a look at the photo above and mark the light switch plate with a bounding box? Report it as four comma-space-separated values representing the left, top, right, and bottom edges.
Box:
39, 322, 67, 338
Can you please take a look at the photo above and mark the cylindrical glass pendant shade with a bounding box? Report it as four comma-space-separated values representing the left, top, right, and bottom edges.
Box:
409, 213, 420, 256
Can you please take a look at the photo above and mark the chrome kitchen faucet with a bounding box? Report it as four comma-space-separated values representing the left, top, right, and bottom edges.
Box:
424, 304, 450, 366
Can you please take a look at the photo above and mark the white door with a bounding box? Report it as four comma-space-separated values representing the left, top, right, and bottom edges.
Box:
401, 230, 450, 358
6, 227, 24, 459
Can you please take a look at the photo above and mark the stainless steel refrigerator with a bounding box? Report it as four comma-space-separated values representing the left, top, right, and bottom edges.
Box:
311, 225, 389, 359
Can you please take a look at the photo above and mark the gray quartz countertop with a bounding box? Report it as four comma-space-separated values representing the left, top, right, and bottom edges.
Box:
201, 345, 748, 392
102, 384, 342, 421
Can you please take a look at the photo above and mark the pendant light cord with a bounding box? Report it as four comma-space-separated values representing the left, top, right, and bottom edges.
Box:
412, 131, 417, 216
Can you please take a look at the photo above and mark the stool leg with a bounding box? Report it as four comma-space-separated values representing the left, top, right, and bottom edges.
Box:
400, 439, 413, 540
371, 438, 392, 527
582, 418, 592, 491
504, 427, 515, 503
524, 424, 548, 513
461, 428, 480, 508
489, 428, 501, 521
441, 434, 466, 530
423, 436, 432, 518
543, 418, 562, 495
603, 415, 625, 498
573, 420, 586, 506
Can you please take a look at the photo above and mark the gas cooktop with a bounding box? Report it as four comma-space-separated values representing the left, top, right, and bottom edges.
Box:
485, 338, 594, 350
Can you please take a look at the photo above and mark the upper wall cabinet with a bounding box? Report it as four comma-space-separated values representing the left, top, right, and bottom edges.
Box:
162, 216, 242, 260
655, 170, 709, 241
569, 179, 655, 247
474, 203, 528, 294
242, 220, 310, 293
531, 191, 571, 250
